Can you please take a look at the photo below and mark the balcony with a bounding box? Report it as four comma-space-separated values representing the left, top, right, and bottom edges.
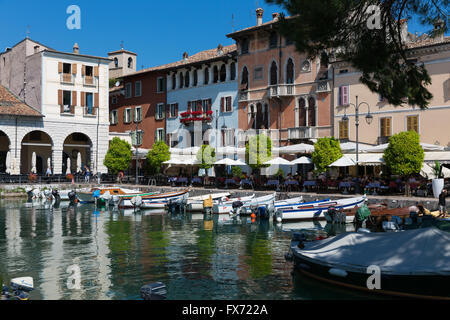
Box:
83, 76, 97, 87
316, 80, 331, 93
288, 127, 318, 140
268, 84, 295, 98
60, 73, 74, 84
180, 110, 213, 125
83, 106, 97, 117
377, 136, 390, 144
238, 91, 249, 102
60, 105, 75, 115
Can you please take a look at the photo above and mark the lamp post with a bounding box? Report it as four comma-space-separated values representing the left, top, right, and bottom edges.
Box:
341, 95, 373, 176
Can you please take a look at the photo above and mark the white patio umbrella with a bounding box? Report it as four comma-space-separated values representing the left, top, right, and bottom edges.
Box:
31, 152, 37, 174
66, 157, 71, 175
232, 159, 247, 166
291, 156, 313, 165
274, 143, 315, 155
329, 155, 357, 167
215, 158, 238, 166
76, 152, 82, 173
46, 157, 51, 173
5, 151, 11, 174
264, 157, 293, 166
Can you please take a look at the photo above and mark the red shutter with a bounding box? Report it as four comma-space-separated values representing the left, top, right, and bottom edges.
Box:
72, 91, 77, 106
94, 93, 99, 107
58, 90, 62, 105
220, 97, 224, 113
175, 103, 179, 117
208, 99, 212, 112
188, 101, 191, 112
226, 96, 232, 112
81, 92, 85, 107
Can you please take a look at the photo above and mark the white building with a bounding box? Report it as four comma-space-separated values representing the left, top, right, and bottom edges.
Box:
0, 38, 111, 175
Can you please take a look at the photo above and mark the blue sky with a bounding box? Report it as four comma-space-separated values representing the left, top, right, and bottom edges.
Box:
0, 0, 444, 71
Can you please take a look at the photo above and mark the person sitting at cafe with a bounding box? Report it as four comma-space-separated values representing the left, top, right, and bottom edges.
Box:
439, 189, 448, 218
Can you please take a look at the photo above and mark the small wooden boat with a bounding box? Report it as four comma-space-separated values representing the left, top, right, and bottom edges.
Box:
186, 192, 231, 211
76, 187, 154, 204
119, 189, 190, 209
275, 196, 367, 222
290, 227, 450, 299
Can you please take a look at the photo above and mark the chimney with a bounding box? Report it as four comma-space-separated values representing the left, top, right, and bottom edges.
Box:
73, 43, 79, 54
272, 13, 279, 22
256, 8, 264, 26
34, 45, 40, 54
182, 52, 189, 61
433, 18, 445, 42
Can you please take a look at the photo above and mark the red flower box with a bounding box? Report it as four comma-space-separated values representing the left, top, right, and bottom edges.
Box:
180, 111, 191, 118
191, 111, 203, 116
206, 110, 213, 116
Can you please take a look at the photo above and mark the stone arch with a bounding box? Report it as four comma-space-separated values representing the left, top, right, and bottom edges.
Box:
21, 130, 53, 174
63, 132, 93, 174
0, 130, 11, 173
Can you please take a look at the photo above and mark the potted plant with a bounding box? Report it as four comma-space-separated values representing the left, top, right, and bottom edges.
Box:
431, 160, 444, 198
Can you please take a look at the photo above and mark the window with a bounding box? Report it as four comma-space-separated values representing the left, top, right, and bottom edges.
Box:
286, 37, 294, 46
156, 103, 165, 120
63, 63, 71, 74
110, 110, 118, 125
185, 71, 190, 87
111, 96, 117, 104
202, 99, 211, 112
85, 92, 94, 114
338, 85, 349, 106
156, 128, 165, 142
286, 58, 294, 84
204, 68, 209, 85
220, 64, 227, 82
308, 98, 316, 127
169, 103, 178, 118
222, 128, 235, 146
114, 58, 118, 68
241, 38, 249, 54
131, 131, 143, 146
124, 108, 132, 123
407, 115, 419, 133
125, 83, 132, 98
193, 70, 198, 86
241, 67, 249, 87
380, 118, 392, 137
63, 91, 71, 111
269, 32, 278, 48
179, 73, 184, 88
230, 63, 236, 81
339, 120, 349, 139
254, 66, 263, 80
172, 73, 176, 90
221, 96, 233, 113
85, 66, 93, 77
298, 98, 306, 127
128, 57, 133, 69
135, 81, 142, 97
134, 106, 142, 122
270, 61, 278, 85
213, 66, 219, 83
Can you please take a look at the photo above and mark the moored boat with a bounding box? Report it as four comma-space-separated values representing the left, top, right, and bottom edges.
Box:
186, 192, 231, 211
289, 227, 450, 299
212, 194, 255, 214
76, 187, 155, 204
119, 189, 190, 209
275, 195, 366, 222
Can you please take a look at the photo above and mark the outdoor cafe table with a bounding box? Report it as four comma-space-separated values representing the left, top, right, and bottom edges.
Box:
225, 179, 238, 188
302, 180, 316, 192
284, 180, 299, 191
240, 179, 253, 188
177, 177, 189, 186
339, 181, 354, 194
365, 182, 381, 195
191, 177, 203, 185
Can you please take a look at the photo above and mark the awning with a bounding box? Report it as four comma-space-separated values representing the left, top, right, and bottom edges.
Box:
273, 143, 315, 155
329, 156, 356, 167
339, 141, 373, 153
420, 163, 450, 179
364, 143, 445, 153
264, 157, 293, 166
291, 156, 313, 165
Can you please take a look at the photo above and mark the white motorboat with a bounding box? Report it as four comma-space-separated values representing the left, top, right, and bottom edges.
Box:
186, 192, 231, 211
120, 189, 190, 210
212, 194, 255, 214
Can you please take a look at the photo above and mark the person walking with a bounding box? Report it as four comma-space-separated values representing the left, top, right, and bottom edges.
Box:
84, 167, 90, 183
438, 189, 448, 218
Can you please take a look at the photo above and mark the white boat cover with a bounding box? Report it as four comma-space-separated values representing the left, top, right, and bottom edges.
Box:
295, 228, 450, 276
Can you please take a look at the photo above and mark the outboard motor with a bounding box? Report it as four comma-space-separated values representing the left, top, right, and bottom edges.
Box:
257, 206, 269, 220
325, 206, 337, 223
68, 191, 77, 205
26, 187, 34, 202
140, 282, 167, 300
52, 189, 61, 203
9, 277, 34, 300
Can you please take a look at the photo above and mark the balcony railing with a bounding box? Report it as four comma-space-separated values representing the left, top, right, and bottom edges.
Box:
268, 84, 295, 98
83, 106, 97, 117
238, 91, 249, 102
316, 81, 331, 93
60, 73, 74, 84
83, 76, 97, 86
288, 127, 318, 140
180, 110, 213, 125
60, 105, 75, 115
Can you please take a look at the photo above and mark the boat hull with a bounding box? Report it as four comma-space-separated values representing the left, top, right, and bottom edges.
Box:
119, 189, 189, 209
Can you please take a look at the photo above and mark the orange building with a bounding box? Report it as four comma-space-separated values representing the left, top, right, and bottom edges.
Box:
227, 9, 333, 148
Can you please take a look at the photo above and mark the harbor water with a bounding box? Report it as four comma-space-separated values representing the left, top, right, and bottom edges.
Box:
0, 199, 379, 300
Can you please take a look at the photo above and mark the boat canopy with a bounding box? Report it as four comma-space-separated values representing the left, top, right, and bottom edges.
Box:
296, 228, 450, 276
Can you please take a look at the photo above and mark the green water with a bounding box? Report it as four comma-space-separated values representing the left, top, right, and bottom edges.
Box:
0, 199, 375, 300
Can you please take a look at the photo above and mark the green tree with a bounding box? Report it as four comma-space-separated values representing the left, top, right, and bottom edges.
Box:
196, 145, 216, 170
103, 137, 132, 174
146, 141, 170, 175
266, 0, 448, 109
311, 137, 342, 173
246, 134, 272, 173
231, 165, 243, 178
383, 131, 424, 178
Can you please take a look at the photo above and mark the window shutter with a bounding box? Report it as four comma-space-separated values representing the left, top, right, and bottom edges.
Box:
58, 62, 63, 74
94, 66, 99, 77
162, 105, 166, 119
220, 97, 224, 113
175, 103, 179, 116
82, 65, 86, 76
154, 130, 158, 142
58, 90, 63, 105
188, 101, 191, 112
72, 64, 77, 75
386, 118, 391, 136
343, 85, 349, 105
94, 93, 99, 107
208, 99, 212, 112
72, 91, 77, 106
226, 96, 232, 111
81, 92, 85, 107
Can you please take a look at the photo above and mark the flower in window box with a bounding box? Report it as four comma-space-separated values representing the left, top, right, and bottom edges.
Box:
191, 111, 202, 116
206, 110, 213, 116
180, 111, 191, 118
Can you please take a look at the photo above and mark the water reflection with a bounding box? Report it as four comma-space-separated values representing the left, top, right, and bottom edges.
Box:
0, 199, 360, 300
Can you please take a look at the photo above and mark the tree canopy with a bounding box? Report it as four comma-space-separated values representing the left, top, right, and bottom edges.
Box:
146, 141, 171, 175
383, 130, 424, 176
196, 145, 216, 170
311, 137, 343, 172
246, 134, 272, 170
266, 0, 448, 109
104, 137, 132, 174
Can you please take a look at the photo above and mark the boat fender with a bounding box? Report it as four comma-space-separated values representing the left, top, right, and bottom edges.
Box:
329, 268, 348, 278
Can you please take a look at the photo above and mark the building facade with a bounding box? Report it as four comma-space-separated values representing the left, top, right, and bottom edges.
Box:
227, 9, 333, 148
0, 38, 111, 174
165, 45, 238, 151
333, 32, 450, 147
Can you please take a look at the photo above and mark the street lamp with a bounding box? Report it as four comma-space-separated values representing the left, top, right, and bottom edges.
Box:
341, 95, 373, 175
